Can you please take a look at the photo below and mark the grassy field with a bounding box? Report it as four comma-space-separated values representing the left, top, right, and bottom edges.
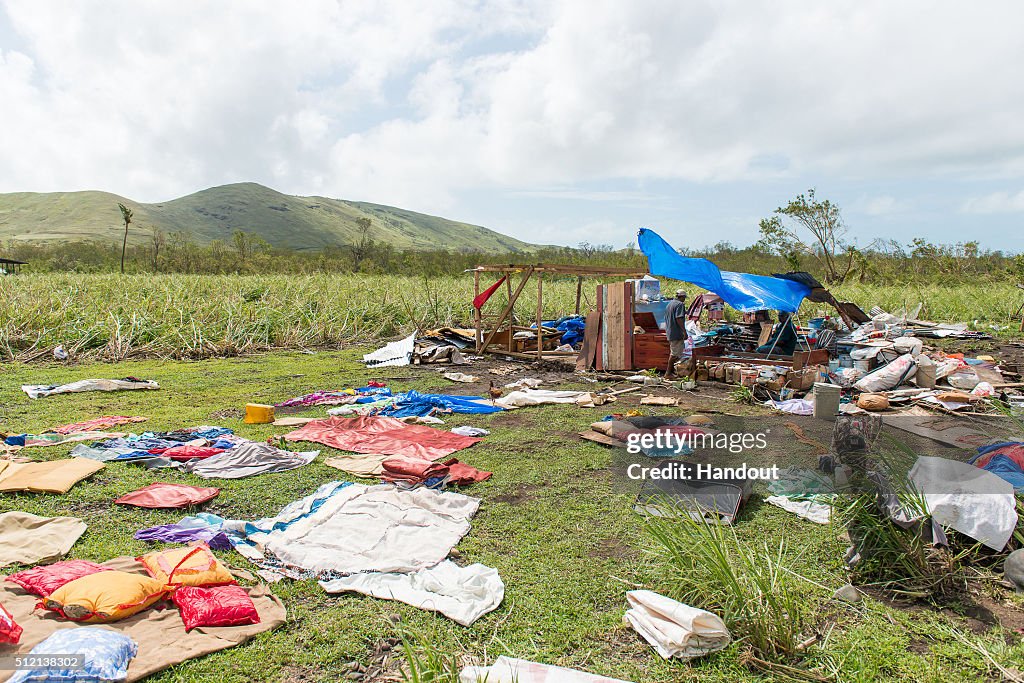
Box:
1, 351, 1022, 682
2, 274, 1021, 362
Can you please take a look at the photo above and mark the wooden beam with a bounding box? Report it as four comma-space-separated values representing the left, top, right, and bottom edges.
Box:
473, 263, 648, 277
479, 267, 534, 353
536, 275, 543, 360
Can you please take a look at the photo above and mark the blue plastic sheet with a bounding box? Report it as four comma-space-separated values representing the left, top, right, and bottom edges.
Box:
637, 228, 811, 312
379, 391, 502, 418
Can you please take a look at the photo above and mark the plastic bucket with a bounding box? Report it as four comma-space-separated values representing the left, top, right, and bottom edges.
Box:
813, 383, 841, 421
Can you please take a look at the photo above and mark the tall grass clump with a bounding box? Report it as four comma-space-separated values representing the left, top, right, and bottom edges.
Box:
643, 508, 817, 664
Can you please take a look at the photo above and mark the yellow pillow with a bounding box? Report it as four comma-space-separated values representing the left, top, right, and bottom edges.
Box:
42, 571, 167, 622
138, 544, 235, 587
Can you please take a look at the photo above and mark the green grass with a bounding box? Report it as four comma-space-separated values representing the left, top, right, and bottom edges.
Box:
2, 274, 1021, 363
1, 350, 1022, 682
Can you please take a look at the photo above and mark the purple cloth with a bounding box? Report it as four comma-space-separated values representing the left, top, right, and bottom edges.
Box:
274, 390, 357, 408
134, 524, 231, 550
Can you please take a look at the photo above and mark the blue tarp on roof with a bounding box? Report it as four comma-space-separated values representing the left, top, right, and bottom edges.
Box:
637, 228, 811, 313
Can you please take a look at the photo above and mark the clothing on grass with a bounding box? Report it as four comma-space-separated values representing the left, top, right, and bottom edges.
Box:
283, 415, 481, 460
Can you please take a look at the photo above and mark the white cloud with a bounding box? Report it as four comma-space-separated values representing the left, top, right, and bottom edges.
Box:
961, 189, 1024, 214
3, 0, 1024, 229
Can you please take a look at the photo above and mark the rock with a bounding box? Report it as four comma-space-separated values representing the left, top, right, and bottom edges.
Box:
832, 583, 862, 603
1004, 549, 1024, 593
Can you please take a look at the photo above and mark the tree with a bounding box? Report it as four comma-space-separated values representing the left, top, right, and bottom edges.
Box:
150, 226, 166, 272
117, 203, 133, 274
757, 189, 856, 284
349, 217, 375, 270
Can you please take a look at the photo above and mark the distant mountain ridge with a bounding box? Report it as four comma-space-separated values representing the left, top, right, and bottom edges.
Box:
0, 182, 533, 252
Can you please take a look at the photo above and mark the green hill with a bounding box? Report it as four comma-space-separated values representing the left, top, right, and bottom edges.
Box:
0, 182, 533, 252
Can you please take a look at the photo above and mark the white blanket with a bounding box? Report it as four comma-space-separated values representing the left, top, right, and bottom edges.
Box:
909, 456, 1018, 551
623, 590, 730, 660
461, 656, 633, 683
494, 389, 587, 408
765, 496, 832, 524
320, 560, 503, 626
21, 378, 159, 399
264, 484, 480, 574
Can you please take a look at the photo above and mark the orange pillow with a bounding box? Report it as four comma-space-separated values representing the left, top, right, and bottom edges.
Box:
41, 571, 167, 623
138, 543, 235, 587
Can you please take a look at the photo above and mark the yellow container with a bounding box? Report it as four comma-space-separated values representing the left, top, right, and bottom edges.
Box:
243, 403, 275, 424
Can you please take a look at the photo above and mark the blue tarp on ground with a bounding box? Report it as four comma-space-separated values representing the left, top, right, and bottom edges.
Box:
637, 228, 811, 313
379, 391, 503, 419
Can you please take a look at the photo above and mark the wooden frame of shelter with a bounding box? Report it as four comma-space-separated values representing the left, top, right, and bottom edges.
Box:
471, 264, 649, 361
0, 257, 26, 274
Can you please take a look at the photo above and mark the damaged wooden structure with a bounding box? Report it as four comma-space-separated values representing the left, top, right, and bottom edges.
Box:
471, 263, 649, 361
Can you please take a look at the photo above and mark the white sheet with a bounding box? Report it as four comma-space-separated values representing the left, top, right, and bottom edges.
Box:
461, 656, 633, 683
909, 456, 1018, 551
623, 590, 730, 660
363, 333, 416, 367
320, 560, 503, 626
21, 378, 159, 399
264, 484, 480, 574
494, 389, 587, 408
765, 496, 831, 524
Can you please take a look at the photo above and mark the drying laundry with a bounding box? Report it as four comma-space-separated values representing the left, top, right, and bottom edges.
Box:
451, 426, 489, 437
970, 442, 1024, 489
381, 457, 450, 487
0, 512, 88, 568
909, 456, 1019, 551
624, 590, 731, 659
320, 560, 504, 626
323, 454, 392, 477
0, 556, 284, 683
51, 416, 148, 434
494, 389, 589, 408
21, 378, 159, 399
183, 441, 318, 479
460, 657, 633, 683
3, 431, 127, 449
283, 415, 481, 460
134, 513, 231, 550
377, 391, 501, 419
765, 496, 832, 524
363, 333, 416, 367
115, 483, 221, 509
275, 386, 390, 408
0, 458, 104, 494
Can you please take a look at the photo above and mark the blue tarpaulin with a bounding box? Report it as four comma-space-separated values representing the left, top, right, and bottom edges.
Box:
637, 228, 811, 313
379, 391, 503, 419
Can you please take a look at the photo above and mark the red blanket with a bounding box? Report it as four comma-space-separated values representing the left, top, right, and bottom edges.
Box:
283, 415, 480, 459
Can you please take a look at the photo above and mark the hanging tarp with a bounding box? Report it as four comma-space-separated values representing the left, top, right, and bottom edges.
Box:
637, 228, 811, 312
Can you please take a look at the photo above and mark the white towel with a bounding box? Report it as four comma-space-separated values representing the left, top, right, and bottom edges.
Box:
623, 590, 730, 659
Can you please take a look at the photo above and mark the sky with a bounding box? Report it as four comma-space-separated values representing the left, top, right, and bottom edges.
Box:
1, 1, 1023, 252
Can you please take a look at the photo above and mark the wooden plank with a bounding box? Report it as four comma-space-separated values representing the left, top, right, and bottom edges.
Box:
480, 267, 533, 353
604, 283, 625, 370
623, 281, 634, 370
536, 276, 543, 360
576, 310, 601, 371
473, 263, 648, 277
596, 285, 604, 371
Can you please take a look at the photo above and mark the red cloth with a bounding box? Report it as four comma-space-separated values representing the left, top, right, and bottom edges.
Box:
381, 457, 450, 485
283, 415, 480, 459
974, 444, 1024, 469
443, 458, 492, 485
158, 445, 225, 461
473, 276, 507, 310
114, 483, 220, 509
51, 415, 147, 434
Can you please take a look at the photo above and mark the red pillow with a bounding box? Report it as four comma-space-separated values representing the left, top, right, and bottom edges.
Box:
0, 601, 21, 644
7, 560, 112, 597
160, 445, 225, 461
173, 585, 260, 631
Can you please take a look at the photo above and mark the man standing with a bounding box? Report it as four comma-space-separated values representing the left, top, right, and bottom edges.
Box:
664, 289, 688, 379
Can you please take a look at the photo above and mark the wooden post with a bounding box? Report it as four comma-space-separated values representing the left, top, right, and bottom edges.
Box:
473, 269, 481, 352
574, 276, 583, 315
506, 274, 515, 326
537, 275, 543, 360
479, 268, 534, 354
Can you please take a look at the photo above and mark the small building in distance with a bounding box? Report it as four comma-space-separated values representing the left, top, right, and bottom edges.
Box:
0, 257, 27, 275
